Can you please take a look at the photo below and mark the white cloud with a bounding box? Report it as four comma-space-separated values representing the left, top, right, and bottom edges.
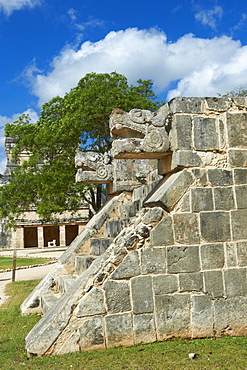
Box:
0, 0, 41, 16
230, 13, 247, 34
68, 8, 104, 32
195, 6, 223, 30
24, 28, 246, 106
0, 109, 39, 174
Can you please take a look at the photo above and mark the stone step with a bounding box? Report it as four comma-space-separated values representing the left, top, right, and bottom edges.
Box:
57, 274, 77, 295
89, 237, 114, 256
104, 219, 128, 238
40, 291, 59, 315
132, 179, 163, 202
74, 255, 96, 275
118, 200, 141, 220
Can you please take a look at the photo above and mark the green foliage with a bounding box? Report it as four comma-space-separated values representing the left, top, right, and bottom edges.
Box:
64, 72, 163, 151
0, 72, 163, 224
218, 85, 247, 97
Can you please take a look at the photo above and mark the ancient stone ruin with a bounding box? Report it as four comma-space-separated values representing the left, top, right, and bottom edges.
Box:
0, 137, 89, 249
21, 97, 247, 356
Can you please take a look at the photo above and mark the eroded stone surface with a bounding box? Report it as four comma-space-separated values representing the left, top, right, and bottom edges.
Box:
23, 97, 247, 356
144, 170, 194, 211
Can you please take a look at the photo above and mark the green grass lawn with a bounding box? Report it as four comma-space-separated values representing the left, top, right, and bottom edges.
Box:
0, 257, 53, 270
0, 280, 246, 370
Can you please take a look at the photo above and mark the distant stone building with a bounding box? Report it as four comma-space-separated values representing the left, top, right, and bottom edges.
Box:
0, 137, 89, 249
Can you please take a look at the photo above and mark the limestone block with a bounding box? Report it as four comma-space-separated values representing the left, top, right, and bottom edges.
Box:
228, 149, 247, 168
75, 256, 95, 275
192, 168, 208, 186
57, 274, 76, 295
224, 268, 247, 297
112, 158, 156, 192
231, 209, 247, 240
103, 280, 131, 313
57, 332, 80, 355
109, 250, 141, 279
132, 184, 150, 201
179, 193, 191, 212
79, 316, 105, 351
135, 223, 150, 238
140, 246, 166, 274
207, 168, 233, 186
153, 274, 178, 295
115, 229, 139, 250
142, 207, 164, 225
40, 292, 59, 315
171, 150, 202, 169
75, 287, 106, 317
219, 119, 226, 148
232, 97, 247, 108
104, 220, 128, 238
200, 243, 224, 270
109, 245, 128, 266
213, 187, 235, 210
200, 211, 231, 242
171, 115, 192, 150
178, 272, 203, 292
225, 242, 237, 267
193, 117, 218, 150
173, 213, 200, 244
235, 185, 247, 209
150, 215, 174, 246
105, 312, 133, 348
90, 238, 113, 256
155, 293, 190, 340
119, 200, 141, 219
167, 245, 200, 273
131, 275, 154, 314
191, 294, 214, 338
133, 314, 157, 344
234, 168, 247, 184
144, 169, 194, 211
191, 188, 213, 212
111, 130, 170, 159
76, 167, 113, 184
26, 293, 74, 355
226, 113, 247, 148
205, 97, 231, 111
169, 97, 204, 114
236, 241, 247, 266
203, 270, 224, 298
214, 297, 247, 336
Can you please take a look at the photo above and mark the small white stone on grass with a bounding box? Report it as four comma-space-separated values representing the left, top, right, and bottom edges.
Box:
188, 353, 197, 359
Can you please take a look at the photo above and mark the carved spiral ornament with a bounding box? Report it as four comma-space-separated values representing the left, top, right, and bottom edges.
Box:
145, 130, 163, 148
96, 165, 108, 179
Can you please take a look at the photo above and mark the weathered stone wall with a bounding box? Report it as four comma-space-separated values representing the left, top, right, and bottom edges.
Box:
24, 97, 247, 356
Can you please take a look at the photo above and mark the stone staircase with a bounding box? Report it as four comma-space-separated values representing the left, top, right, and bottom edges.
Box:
21, 175, 161, 316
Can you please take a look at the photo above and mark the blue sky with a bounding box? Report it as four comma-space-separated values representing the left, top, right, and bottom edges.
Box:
0, 0, 247, 171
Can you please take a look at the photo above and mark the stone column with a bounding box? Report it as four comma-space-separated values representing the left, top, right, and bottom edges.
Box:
12, 227, 24, 249
59, 225, 66, 247
37, 226, 44, 248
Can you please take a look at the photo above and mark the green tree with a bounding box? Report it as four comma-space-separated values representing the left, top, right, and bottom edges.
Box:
0, 72, 163, 225
218, 85, 247, 97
